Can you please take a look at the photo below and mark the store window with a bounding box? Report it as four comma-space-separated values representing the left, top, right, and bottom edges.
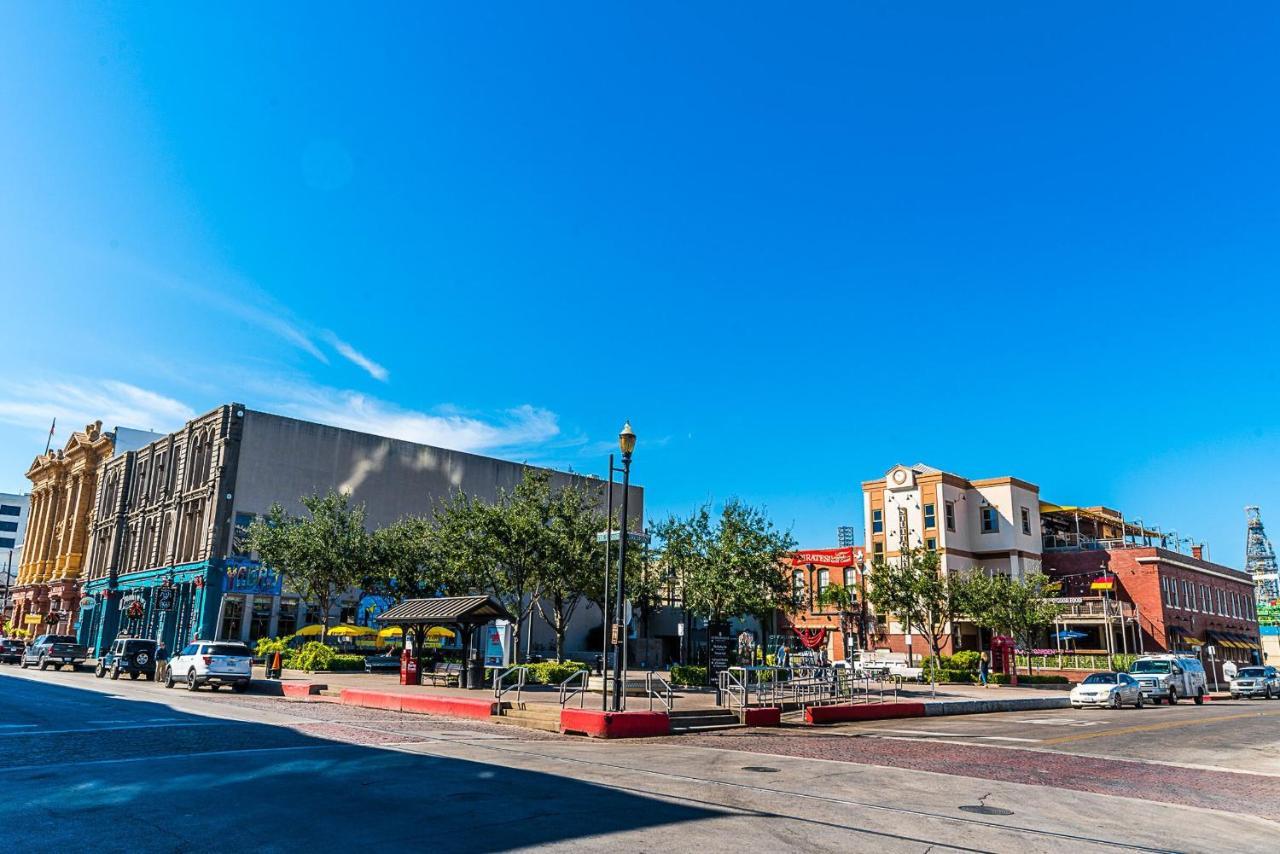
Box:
277, 600, 298, 637
923, 504, 936, 529
220, 596, 244, 640
249, 598, 273, 641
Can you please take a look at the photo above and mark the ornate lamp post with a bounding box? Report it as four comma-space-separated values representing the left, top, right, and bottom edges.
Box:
611, 421, 636, 712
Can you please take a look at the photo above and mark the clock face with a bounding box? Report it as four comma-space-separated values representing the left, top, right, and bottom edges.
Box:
892, 469, 907, 485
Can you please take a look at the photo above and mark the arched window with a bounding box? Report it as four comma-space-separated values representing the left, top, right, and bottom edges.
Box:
792, 569, 805, 602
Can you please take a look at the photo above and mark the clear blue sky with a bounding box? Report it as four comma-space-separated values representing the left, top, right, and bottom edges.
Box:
2, 4, 1278, 566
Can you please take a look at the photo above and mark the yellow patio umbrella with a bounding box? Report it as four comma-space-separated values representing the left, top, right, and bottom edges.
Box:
426, 626, 456, 640
377, 626, 406, 639
327, 624, 377, 637
294, 624, 326, 637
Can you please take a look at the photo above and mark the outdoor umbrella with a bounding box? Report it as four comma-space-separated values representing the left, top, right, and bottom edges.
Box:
327, 625, 377, 637
294, 624, 326, 637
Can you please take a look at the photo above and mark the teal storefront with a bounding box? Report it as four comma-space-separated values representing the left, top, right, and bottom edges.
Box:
78, 561, 225, 657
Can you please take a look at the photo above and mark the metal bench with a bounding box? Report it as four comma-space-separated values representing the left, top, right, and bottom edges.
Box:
422, 662, 463, 686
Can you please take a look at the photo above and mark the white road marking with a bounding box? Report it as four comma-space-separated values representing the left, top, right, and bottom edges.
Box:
0, 722, 221, 737
975, 736, 1040, 743
1014, 718, 1099, 727
864, 728, 962, 737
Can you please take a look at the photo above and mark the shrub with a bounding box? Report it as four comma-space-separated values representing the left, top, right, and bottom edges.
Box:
291, 641, 336, 672
526, 660, 587, 685
255, 634, 296, 658
670, 664, 707, 686
992, 673, 1068, 685
327, 654, 366, 672
932, 669, 973, 684
950, 650, 981, 673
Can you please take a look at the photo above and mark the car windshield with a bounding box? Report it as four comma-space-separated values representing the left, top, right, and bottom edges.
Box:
1237, 668, 1266, 678
47, 636, 78, 644
1130, 660, 1171, 674
209, 644, 250, 657
1082, 673, 1118, 685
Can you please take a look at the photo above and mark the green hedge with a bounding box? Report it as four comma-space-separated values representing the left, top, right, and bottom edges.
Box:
670, 665, 707, 686
992, 673, 1068, 685
526, 661, 587, 685
291, 641, 335, 671
255, 634, 297, 657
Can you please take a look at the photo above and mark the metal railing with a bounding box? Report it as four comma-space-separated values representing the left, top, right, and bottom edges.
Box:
717, 668, 748, 713
559, 669, 591, 708
645, 671, 673, 712
492, 665, 527, 706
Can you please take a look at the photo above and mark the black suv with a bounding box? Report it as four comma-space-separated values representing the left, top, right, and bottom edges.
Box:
95, 638, 159, 681
0, 638, 25, 664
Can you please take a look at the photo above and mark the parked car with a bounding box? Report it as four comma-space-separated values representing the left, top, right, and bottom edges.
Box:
20, 634, 88, 671
94, 638, 158, 681
1128, 654, 1207, 705
1070, 672, 1145, 709
166, 640, 252, 692
0, 638, 26, 664
1229, 665, 1280, 700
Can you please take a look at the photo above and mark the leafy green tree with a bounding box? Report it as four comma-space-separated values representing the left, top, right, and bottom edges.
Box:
536, 478, 606, 661
816, 582, 862, 660
866, 547, 965, 689
248, 490, 375, 642
960, 571, 1063, 675
652, 500, 796, 626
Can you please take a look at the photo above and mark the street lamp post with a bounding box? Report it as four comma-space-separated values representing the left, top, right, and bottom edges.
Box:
611, 422, 636, 713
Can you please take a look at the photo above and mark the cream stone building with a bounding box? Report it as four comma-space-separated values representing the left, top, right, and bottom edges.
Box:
9, 422, 115, 635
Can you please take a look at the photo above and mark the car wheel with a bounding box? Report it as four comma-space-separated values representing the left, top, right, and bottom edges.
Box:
128, 671, 138, 680
232, 681, 249, 694
94, 663, 105, 679
1194, 690, 1205, 705
38, 658, 48, 671
1168, 689, 1178, 705
1111, 693, 1122, 710
1266, 686, 1273, 700
165, 669, 176, 689
186, 669, 199, 691
1135, 695, 1144, 709
110, 666, 120, 680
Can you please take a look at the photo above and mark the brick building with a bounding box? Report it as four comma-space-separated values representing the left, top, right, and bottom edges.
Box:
782, 547, 867, 661
1041, 505, 1262, 683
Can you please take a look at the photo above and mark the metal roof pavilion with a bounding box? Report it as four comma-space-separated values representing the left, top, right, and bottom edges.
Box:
376, 595, 512, 626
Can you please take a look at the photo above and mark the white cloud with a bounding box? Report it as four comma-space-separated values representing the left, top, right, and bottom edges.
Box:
324, 333, 389, 382
0, 379, 195, 437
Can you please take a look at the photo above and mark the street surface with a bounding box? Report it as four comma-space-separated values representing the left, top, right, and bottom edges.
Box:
1, 666, 1277, 853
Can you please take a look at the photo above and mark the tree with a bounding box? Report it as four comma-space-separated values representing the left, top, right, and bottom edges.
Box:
961, 571, 1063, 676
367, 515, 463, 650
653, 500, 797, 626
866, 547, 965, 691
248, 490, 375, 642
537, 478, 606, 661
816, 582, 861, 661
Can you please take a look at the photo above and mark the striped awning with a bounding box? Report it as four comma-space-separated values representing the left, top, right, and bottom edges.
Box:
375, 595, 512, 626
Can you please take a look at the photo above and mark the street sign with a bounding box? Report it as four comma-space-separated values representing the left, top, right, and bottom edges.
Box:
611, 624, 623, 645
595, 530, 651, 544
1207, 644, 1217, 656
156, 586, 175, 612
81, 597, 96, 611
677, 621, 685, 636
622, 600, 633, 626
24, 614, 42, 624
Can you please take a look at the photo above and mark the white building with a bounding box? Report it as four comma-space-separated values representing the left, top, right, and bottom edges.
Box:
861, 463, 1043, 654
0, 492, 31, 620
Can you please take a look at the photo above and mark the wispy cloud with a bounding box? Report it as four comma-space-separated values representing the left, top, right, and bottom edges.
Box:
0, 379, 195, 437
260, 381, 560, 453
324, 332, 389, 382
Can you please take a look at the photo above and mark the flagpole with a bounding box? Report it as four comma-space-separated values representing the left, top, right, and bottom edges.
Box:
44, 418, 56, 454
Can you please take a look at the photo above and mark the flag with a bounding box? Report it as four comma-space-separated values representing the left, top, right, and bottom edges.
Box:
44, 417, 56, 454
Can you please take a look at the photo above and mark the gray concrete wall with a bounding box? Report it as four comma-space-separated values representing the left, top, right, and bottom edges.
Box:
233, 409, 643, 531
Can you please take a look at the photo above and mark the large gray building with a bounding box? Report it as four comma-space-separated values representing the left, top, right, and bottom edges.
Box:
78, 403, 642, 657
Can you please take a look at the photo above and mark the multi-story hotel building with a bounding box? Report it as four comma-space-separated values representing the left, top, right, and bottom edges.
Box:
861, 463, 1043, 654
0, 492, 31, 623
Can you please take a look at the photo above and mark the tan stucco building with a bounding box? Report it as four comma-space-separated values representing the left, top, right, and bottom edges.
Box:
9, 422, 114, 635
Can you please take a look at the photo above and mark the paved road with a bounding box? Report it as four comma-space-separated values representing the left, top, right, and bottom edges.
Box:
2, 666, 1277, 852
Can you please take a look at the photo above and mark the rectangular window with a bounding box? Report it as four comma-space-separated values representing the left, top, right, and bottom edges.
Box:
817, 569, 830, 599
0, 537, 13, 549
1021, 507, 1031, 535
871, 509, 883, 534
923, 503, 936, 529
944, 501, 955, 531
925, 537, 937, 552
1160, 577, 1169, 606
844, 567, 857, 588
0, 521, 15, 533
872, 541, 884, 558
793, 570, 806, 601
219, 597, 244, 641
980, 506, 998, 533
0, 505, 20, 516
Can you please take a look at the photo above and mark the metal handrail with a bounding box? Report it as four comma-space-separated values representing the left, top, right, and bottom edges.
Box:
492, 665, 527, 705
718, 668, 747, 712
559, 668, 590, 708
645, 671, 673, 712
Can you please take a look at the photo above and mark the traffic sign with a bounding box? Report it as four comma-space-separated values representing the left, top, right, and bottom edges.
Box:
622, 600, 633, 626
595, 530, 651, 544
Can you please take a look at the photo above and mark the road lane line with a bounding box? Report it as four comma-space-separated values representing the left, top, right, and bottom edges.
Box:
976, 736, 1039, 743
1041, 709, 1280, 745
0, 721, 222, 737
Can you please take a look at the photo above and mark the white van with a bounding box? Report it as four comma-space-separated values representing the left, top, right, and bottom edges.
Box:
1128, 655, 1207, 705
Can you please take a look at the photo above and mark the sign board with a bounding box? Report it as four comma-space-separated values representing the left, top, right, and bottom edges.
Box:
81, 597, 97, 611
156, 586, 175, 612
1045, 597, 1084, 605
24, 614, 42, 624
676, 621, 685, 637
595, 530, 651, 544
223, 563, 283, 596
1207, 645, 1217, 657
791, 547, 856, 567
622, 600, 633, 626
483, 621, 511, 668
611, 624, 623, 645
707, 620, 732, 685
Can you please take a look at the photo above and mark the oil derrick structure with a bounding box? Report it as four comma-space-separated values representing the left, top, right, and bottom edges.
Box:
1245, 506, 1279, 603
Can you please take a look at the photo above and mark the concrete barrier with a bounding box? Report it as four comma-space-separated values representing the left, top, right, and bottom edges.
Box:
281, 682, 327, 699
560, 709, 671, 738
805, 703, 927, 724
741, 707, 782, 727
923, 697, 1071, 716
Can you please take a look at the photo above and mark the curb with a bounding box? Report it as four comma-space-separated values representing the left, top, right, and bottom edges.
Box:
923, 697, 1071, 716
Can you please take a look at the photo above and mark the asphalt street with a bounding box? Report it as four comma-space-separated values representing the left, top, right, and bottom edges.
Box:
2, 665, 1277, 853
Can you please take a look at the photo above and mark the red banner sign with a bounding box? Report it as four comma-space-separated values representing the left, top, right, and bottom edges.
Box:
791, 547, 858, 567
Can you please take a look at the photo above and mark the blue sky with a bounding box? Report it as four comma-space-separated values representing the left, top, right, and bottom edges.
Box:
2, 4, 1279, 565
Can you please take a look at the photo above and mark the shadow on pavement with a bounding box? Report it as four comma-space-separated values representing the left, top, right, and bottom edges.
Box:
0, 673, 721, 852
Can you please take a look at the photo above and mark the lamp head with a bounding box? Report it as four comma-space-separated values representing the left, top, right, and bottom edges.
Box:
618, 421, 636, 456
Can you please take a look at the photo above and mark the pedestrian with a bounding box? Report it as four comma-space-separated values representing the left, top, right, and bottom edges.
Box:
1223, 659, 1238, 682
979, 651, 990, 688
155, 642, 169, 683
594, 653, 603, 675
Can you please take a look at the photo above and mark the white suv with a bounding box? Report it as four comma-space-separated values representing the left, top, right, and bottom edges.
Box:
1129, 654, 1207, 705
166, 640, 253, 693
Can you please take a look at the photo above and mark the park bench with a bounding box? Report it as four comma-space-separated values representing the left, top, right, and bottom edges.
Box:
363, 655, 401, 674
422, 662, 463, 686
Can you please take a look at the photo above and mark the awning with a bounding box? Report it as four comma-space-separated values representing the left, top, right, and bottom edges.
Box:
1184, 636, 1204, 646
1206, 632, 1236, 650
1166, 624, 1190, 638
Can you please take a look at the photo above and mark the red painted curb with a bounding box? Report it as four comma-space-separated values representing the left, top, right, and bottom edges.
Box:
742, 707, 782, 727
560, 709, 670, 738
281, 682, 326, 698
338, 688, 498, 719
340, 688, 403, 712
805, 702, 927, 724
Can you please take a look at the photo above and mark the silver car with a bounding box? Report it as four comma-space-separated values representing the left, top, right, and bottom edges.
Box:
1070, 672, 1144, 709
1229, 666, 1280, 700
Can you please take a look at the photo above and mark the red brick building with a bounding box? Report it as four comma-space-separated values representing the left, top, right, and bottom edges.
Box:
781, 547, 867, 661
1043, 545, 1263, 683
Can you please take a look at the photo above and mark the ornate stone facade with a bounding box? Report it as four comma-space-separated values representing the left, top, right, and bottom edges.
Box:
9, 422, 115, 635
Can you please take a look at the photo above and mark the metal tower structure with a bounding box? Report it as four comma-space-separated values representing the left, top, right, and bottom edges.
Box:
836, 526, 856, 548
1245, 506, 1279, 603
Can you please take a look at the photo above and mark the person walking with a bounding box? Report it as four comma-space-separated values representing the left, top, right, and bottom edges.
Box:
155, 642, 169, 683
979, 651, 990, 688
